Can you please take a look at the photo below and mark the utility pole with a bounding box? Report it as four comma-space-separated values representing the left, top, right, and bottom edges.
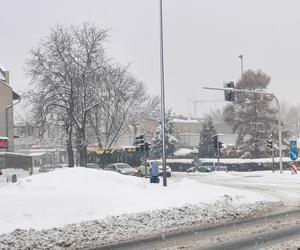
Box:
267, 132, 275, 173
131, 123, 139, 144
204, 86, 283, 173
159, 0, 167, 186
217, 134, 220, 170
271, 140, 275, 173
297, 117, 300, 140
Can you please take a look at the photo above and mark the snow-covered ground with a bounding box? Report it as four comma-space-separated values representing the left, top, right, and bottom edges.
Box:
0, 167, 286, 249
0, 168, 39, 188
176, 170, 300, 206
0, 167, 278, 234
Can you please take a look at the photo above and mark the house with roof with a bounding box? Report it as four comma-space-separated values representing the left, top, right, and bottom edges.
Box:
0, 66, 20, 152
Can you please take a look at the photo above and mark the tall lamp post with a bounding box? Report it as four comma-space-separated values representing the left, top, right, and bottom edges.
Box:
239, 54, 244, 78
159, 0, 167, 187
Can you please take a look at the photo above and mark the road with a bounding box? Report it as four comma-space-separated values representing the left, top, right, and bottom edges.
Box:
171, 171, 300, 209
94, 171, 300, 250
95, 209, 300, 250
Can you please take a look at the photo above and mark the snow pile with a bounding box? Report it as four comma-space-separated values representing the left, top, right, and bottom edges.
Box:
0, 167, 277, 235
0, 198, 278, 250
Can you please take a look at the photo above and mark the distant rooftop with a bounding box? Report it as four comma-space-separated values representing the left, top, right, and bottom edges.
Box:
0, 70, 5, 81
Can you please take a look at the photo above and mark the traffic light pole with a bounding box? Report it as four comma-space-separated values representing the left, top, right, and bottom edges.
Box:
217, 134, 220, 170
159, 0, 167, 186
204, 87, 283, 174
272, 144, 275, 173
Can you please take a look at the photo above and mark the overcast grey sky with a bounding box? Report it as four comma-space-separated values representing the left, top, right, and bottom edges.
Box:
1, 0, 300, 118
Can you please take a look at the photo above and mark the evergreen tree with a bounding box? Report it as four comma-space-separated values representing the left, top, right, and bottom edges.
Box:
223, 69, 277, 158
151, 109, 178, 158
198, 116, 217, 158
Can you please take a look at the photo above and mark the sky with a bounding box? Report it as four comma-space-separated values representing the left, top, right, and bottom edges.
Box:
1, 0, 300, 119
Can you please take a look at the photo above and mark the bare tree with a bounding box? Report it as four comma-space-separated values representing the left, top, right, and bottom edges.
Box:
87, 65, 159, 148
26, 22, 159, 167
26, 23, 108, 167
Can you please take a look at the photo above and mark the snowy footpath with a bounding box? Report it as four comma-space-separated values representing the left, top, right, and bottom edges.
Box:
0, 167, 280, 249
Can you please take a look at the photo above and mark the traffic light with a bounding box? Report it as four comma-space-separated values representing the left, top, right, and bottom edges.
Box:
212, 135, 223, 151
223, 81, 235, 101
134, 134, 144, 145
145, 142, 151, 152
266, 140, 273, 149
212, 135, 218, 150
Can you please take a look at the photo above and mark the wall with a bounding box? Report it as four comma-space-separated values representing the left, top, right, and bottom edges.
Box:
0, 80, 13, 152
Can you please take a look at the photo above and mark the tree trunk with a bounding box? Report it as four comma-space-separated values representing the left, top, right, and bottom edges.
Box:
67, 125, 74, 167
65, 117, 74, 167
67, 139, 74, 167
78, 127, 87, 167
97, 137, 102, 149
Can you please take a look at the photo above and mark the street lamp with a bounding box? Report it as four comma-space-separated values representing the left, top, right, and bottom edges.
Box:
159, 0, 167, 187
187, 99, 224, 120
238, 54, 244, 78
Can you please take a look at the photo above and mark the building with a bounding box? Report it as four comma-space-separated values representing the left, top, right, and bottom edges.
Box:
14, 123, 68, 166
0, 67, 20, 152
173, 118, 202, 147
138, 117, 202, 148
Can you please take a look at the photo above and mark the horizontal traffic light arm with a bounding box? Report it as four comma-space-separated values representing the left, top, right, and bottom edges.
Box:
203, 86, 275, 97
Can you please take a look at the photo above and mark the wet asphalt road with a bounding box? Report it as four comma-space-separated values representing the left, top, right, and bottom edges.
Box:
93, 171, 300, 250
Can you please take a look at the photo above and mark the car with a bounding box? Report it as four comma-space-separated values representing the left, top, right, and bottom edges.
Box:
137, 160, 172, 177
210, 165, 228, 172
86, 163, 100, 169
103, 163, 137, 176
55, 163, 69, 168
186, 165, 212, 173
186, 166, 196, 173
39, 164, 55, 173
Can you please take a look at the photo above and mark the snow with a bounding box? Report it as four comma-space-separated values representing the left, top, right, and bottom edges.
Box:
0, 168, 39, 188
0, 152, 31, 157
154, 156, 297, 165
0, 65, 6, 81
173, 118, 200, 124
0, 64, 7, 72
17, 148, 59, 153
0, 199, 277, 250
167, 158, 194, 164
200, 157, 297, 164
27, 152, 47, 157
174, 148, 198, 157
0, 167, 277, 235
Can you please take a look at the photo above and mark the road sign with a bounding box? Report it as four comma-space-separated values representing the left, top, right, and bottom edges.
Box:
290, 149, 298, 161
291, 163, 298, 174
290, 139, 297, 150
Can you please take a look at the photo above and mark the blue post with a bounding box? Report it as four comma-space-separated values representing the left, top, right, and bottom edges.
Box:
150, 162, 160, 184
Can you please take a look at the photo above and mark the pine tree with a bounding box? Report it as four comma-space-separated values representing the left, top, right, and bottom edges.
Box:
151, 109, 178, 158
198, 116, 217, 158
223, 69, 277, 158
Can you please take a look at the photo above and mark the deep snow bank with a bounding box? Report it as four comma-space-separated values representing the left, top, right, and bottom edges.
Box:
0, 167, 277, 234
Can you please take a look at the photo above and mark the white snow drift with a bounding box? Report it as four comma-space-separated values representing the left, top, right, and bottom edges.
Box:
0, 167, 277, 234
